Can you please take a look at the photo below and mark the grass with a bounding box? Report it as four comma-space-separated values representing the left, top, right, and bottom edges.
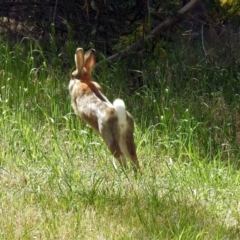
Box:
1, 37, 240, 239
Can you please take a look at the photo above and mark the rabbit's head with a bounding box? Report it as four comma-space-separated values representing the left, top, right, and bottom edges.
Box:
71, 48, 95, 81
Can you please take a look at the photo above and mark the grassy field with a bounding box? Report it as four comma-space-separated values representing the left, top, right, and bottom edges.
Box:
1, 38, 240, 239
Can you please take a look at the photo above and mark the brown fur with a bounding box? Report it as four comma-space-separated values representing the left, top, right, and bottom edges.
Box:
69, 48, 140, 174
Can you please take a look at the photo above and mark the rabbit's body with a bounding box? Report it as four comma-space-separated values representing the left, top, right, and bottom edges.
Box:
69, 48, 140, 173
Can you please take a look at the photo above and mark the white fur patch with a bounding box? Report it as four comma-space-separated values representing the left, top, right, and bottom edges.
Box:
113, 99, 128, 147
113, 99, 127, 123
68, 79, 79, 93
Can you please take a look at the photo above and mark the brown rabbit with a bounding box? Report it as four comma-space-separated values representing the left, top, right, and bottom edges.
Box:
69, 48, 140, 173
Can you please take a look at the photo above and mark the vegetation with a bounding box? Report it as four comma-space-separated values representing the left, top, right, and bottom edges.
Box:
1, 0, 240, 239
3, 0, 238, 55
219, 0, 240, 15
1, 30, 240, 238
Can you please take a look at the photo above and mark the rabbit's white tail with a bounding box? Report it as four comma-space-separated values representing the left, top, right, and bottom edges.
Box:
113, 99, 127, 124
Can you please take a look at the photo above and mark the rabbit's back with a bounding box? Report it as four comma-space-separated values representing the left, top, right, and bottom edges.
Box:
70, 80, 119, 134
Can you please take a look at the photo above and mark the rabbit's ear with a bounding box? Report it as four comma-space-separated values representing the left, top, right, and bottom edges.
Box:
84, 49, 95, 72
75, 48, 84, 71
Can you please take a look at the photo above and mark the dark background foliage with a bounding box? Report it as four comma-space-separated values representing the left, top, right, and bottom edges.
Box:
0, 0, 240, 58
0, 1, 227, 52
0, 0, 152, 52
0, 0, 240, 69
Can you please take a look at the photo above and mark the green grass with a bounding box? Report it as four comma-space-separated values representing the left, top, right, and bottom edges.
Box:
1, 37, 240, 239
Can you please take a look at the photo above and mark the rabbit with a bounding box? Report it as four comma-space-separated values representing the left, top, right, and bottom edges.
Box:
68, 48, 140, 174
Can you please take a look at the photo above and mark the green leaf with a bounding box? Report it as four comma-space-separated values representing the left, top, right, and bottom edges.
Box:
91, 0, 98, 11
